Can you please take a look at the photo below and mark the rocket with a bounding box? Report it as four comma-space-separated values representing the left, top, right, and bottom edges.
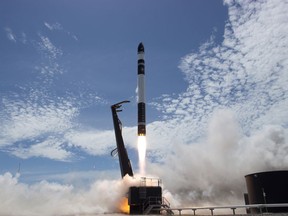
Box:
137, 42, 146, 136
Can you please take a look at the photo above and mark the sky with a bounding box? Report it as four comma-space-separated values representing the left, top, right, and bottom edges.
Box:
0, 0, 288, 215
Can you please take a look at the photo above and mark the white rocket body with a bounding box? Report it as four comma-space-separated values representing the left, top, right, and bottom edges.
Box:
137, 42, 146, 136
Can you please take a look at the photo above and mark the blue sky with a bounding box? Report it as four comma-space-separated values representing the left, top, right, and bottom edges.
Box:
1, 0, 288, 214
0, 0, 227, 175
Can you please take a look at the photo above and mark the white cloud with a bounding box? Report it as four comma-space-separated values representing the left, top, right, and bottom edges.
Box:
0, 95, 78, 161
44, 22, 78, 41
38, 34, 63, 59
4, 28, 27, 44
62, 126, 138, 158
4, 27, 16, 42
44, 22, 63, 31
0, 88, 107, 161
0, 28, 104, 160
154, 0, 288, 137
0, 95, 77, 145
11, 137, 73, 161
20, 32, 27, 44
65, 129, 115, 155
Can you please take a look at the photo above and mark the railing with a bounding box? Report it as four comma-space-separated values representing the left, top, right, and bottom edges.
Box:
162, 197, 171, 208
161, 197, 174, 215
158, 203, 288, 216
140, 176, 162, 187
143, 196, 173, 215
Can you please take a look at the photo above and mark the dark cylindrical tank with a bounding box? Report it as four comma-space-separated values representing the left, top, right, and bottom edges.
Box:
245, 170, 288, 213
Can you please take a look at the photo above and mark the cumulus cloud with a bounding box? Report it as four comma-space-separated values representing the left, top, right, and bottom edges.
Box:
147, 0, 288, 207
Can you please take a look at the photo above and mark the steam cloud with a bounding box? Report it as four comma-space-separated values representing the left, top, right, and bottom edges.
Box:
147, 111, 288, 207
0, 173, 141, 216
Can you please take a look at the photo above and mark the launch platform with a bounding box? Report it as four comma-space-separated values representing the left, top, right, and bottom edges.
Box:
128, 177, 172, 215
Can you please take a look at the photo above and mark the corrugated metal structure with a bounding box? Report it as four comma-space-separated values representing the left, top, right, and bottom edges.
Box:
245, 170, 288, 213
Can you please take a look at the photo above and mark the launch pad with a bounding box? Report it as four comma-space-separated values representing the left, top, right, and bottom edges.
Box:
129, 177, 163, 214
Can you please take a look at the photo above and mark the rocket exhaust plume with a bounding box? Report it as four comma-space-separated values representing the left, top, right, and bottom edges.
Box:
137, 136, 147, 175
137, 42, 147, 175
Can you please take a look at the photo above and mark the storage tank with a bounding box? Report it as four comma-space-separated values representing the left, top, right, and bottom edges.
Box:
245, 170, 288, 213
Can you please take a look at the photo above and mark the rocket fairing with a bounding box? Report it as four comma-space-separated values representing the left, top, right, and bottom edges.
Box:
137, 42, 146, 136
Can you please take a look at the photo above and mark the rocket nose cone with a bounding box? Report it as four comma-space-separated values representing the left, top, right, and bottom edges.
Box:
138, 42, 144, 52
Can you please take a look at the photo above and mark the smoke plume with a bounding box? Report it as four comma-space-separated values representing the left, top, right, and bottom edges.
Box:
147, 110, 288, 207
0, 173, 142, 216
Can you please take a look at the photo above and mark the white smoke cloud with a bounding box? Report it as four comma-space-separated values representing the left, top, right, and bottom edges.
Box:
0, 172, 141, 216
147, 111, 288, 207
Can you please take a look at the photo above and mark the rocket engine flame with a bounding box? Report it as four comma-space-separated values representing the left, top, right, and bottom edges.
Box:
118, 197, 130, 214
137, 135, 147, 175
